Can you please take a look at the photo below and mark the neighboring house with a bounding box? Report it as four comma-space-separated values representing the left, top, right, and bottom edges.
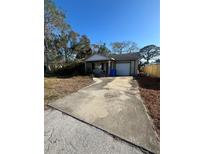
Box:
85, 53, 139, 76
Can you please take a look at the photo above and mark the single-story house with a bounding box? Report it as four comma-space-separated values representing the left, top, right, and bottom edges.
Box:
85, 53, 139, 76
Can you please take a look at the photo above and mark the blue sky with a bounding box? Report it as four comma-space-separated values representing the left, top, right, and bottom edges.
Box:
55, 0, 160, 48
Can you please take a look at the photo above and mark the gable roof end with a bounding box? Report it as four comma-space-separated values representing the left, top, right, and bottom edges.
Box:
85, 54, 110, 62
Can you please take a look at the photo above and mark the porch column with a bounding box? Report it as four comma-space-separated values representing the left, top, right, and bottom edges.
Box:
84, 61, 87, 74
108, 60, 111, 76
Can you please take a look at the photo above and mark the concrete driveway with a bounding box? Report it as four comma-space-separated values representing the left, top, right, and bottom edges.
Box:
48, 77, 159, 153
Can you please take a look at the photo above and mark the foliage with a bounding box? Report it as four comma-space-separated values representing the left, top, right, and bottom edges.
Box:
44, 0, 92, 74
44, 0, 71, 65
44, 0, 70, 37
125, 41, 139, 53
75, 35, 92, 59
91, 43, 110, 56
139, 45, 160, 64
110, 41, 138, 54
155, 59, 160, 63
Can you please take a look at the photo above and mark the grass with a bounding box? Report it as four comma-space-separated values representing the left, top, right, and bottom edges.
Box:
44, 76, 93, 109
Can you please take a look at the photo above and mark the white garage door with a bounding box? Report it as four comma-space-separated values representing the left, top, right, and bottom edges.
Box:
116, 63, 130, 76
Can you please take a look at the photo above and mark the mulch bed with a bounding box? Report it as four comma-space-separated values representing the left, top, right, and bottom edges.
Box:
135, 76, 160, 136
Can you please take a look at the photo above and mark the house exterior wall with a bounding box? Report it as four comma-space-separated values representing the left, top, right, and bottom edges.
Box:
86, 63, 92, 73
130, 61, 135, 75
135, 59, 139, 74
85, 59, 139, 76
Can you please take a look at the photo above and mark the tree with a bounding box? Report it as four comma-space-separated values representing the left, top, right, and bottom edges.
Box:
66, 31, 80, 61
75, 35, 92, 59
44, 34, 64, 63
44, 0, 70, 38
44, 0, 71, 66
155, 59, 160, 63
91, 43, 110, 56
53, 33, 71, 63
126, 41, 139, 53
139, 45, 160, 64
110, 41, 138, 54
98, 43, 110, 56
110, 41, 126, 54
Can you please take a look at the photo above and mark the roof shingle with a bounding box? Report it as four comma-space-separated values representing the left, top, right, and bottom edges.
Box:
110, 53, 138, 61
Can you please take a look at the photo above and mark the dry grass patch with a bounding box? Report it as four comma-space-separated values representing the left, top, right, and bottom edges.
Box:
44, 76, 93, 109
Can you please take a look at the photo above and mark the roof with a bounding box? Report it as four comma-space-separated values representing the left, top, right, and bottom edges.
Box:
85, 54, 110, 62
85, 53, 139, 62
110, 53, 139, 61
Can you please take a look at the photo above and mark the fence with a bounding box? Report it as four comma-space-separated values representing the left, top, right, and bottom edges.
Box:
142, 64, 160, 78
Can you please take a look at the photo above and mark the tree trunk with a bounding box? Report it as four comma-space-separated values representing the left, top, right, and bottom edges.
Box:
44, 40, 49, 72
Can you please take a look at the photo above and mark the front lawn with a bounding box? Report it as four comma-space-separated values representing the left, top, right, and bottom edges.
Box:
44, 76, 93, 109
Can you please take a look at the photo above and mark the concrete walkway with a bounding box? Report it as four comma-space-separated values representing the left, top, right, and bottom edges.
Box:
48, 77, 159, 153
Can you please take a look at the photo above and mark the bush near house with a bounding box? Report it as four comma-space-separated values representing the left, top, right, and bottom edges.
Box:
45, 61, 85, 77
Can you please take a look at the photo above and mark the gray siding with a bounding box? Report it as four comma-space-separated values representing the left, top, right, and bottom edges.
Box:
130, 61, 135, 75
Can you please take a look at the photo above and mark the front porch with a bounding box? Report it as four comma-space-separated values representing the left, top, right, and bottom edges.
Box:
85, 60, 115, 76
